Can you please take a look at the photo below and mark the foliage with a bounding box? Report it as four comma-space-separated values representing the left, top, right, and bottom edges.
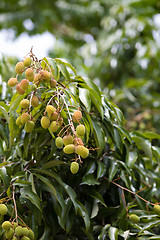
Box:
0, 52, 160, 239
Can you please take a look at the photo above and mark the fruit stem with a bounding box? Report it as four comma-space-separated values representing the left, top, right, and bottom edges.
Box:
12, 186, 18, 224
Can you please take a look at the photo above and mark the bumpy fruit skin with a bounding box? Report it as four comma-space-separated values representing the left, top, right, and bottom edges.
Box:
40, 70, 51, 81
34, 74, 41, 84
28, 230, 34, 240
8, 78, 18, 87
15, 226, 23, 237
46, 105, 55, 115
25, 68, 34, 82
63, 135, 73, 146
2, 221, 11, 230
129, 214, 140, 223
22, 227, 29, 236
50, 79, 57, 88
12, 237, 18, 240
12, 222, 18, 230
73, 110, 82, 123
20, 79, 29, 90
21, 236, 30, 240
154, 204, 160, 215
55, 137, 64, 148
49, 112, 58, 121
24, 121, 35, 133
21, 113, 30, 124
31, 95, 39, 107
16, 84, 25, 95
63, 144, 75, 154
15, 62, 25, 74
0, 204, 8, 215
75, 145, 89, 158
16, 116, 23, 126
5, 228, 14, 239
20, 99, 30, 108
76, 124, 85, 136
49, 121, 60, 132
41, 116, 50, 129
30, 84, 37, 91
73, 137, 83, 146
23, 57, 32, 67
70, 162, 79, 174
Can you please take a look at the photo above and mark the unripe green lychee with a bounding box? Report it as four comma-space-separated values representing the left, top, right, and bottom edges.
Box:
0, 204, 8, 215
34, 74, 41, 84
76, 124, 85, 136
129, 214, 140, 223
5, 228, 14, 239
22, 227, 29, 236
70, 162, 79, 174
75, 145, 89, 158
23, 57, 32, 67
16, 116, 23, 126
41, 116, 50, 129
154, 204, 160, 215
46, 105, 55, 115
16, 84, 25, 95
20, 79, 29, 90
30, 84, 37, 91
28, 230, 34, 240
75, 131, 83, 140
15, 62, 25, 74
31, 95, 39, 107
2, 221, 11, 230
8, 78, 18, 87
40, 70, 51, 81
20, 99, 30, 108
63, 135, 73, 146
49, 121, 60, 132
21, 113, 30, 124
12, 222, 18, 230
21, 236, 30, 240
63, 144, 75, 154
15, 226, 23, 237
50, 79, 57, 88
25, 68, 34, 82
73, 110, 82, 123
12, 237, 18, 240
55, 137, 64, 148
49, 112, 58, 121
24, 121, 35, 133
73, 137, 83, 146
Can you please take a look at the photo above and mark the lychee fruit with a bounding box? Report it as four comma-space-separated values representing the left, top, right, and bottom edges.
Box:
5, 228, 14, 239
15, 226, 23, 237
2, 221, 11, 230
72, 110, 82, 123
129, 214, 140, 223
55, 137, 64, 148
28, 229, 34, 240
16, 116, 23, 126
0, 204, 8, 215
31, 95, 39, 107
75, 145, 89, 158
25, 68, 34, 82
15, 62, 25, 74
8, 78, 18, 87
20, 79, 29, 90
49, 112, 58, 121
50, 79, 57, 88
63, 135, 73, 146
49, 121, 60, 132
40, 70, 51, 81
21, 112, 30, 124
34, 74, 41, 84
41, 116, 50, 129
21, 236, 30, 240
63, 144, 75, 154
154, 204, 160, 215
46, 105, 55, 115
24, 121, 35, 133
76, 124, 85, 136
70, 162, 79, 174
22, 227, 29, 236
20, 99, 30, 108
73, 137, 83, 146
16, 84, 25, 95
23, 57, 32, 67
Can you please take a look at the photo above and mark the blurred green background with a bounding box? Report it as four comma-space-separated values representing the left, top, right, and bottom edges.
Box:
1, 0, 160, 132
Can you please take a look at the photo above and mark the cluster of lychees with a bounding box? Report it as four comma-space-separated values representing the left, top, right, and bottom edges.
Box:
0, 204, 34, 240
8, 53, 89, 174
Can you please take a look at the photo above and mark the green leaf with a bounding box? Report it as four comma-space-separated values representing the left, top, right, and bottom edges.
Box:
79, 88, 91, 112
98, 224, 110, 240
42, 160, 65, 169
97, 161, 106, 179
126, 151, 138, 169
55, 58, 77, 76
20, 187, 41, 212
81, 174, 100, 186
138, 220, 160, 235
132, 136, 152, 160
85, 189, 107, 207
43, 57, 59, 80
108, 226, 118, 240
92, 120, 105, 156
108, 161, 118, 182
76, 200, 90, 230
56, 61, 70, 80
13, 180, 31, 187
0, 105, 9, 125
0, 167, 10, 188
